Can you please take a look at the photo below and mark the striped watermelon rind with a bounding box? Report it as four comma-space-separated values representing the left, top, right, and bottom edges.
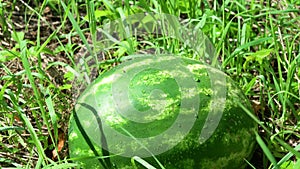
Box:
68, 55, 257, 169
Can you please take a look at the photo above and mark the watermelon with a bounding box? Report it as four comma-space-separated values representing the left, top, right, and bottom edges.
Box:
68, 55, 257, 169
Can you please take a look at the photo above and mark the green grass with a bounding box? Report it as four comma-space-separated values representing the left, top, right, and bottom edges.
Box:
0, 0, 299, 168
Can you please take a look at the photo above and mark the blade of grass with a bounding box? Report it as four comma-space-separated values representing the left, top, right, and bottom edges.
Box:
230, 37, 273, 59
120, 127, 165, 169
273, 144, 300, 169
255, 131, 278, 169
60, 1, 92, 54
17, 31, 59, 166
131, 156, 157, 169
238, 102, 300, 158
45, 87, 58, 140
86, 0, 98, 69
7, 90, 46, 167
60, 0, 93, 80
0, 126, 24, 132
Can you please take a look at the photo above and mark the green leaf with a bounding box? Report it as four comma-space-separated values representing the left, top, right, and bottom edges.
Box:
114, 40, 137, 57
197, 13, 207, 29
250, 49, 273, 64
64, 71, 75, 81
95, 10, 112, 18
29, 46, 55, 56
114, 45, 128, 57
243, 49, 273, 69
59, 84, 72, 90
295, 159, 300, 169
280, 160, 299, 169
231, 37, 273, 56
83, 10, 112, 21
12, 32, 24, 43
0, 50, 18, 62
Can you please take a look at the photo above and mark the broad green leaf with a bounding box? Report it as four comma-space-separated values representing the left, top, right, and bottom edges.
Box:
243, 49, 273, 69
280, 159, 300, 169
64, 71, 75, 81
295, 159, 300, 169
83, 10, 112, 21
12, 32, 24, 43
0, 50, 18, 62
